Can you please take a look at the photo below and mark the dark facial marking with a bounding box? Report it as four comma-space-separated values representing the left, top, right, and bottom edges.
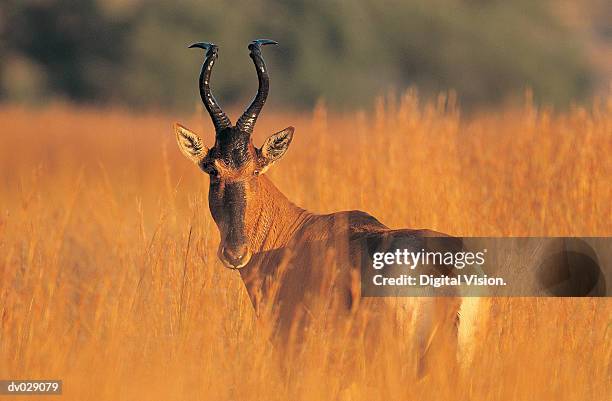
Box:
223, 181, 248, 249
214, 127, 252, 169
209, 177, 248, 253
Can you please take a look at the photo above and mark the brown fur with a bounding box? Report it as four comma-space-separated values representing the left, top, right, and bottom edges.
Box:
176, 122, 460, 374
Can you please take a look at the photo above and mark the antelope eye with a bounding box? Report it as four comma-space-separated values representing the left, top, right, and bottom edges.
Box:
253, 169, 260, 176
203, 163, 219, 178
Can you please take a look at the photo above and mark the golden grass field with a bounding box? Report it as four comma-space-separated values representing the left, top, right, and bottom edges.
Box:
0, 92, 611, 400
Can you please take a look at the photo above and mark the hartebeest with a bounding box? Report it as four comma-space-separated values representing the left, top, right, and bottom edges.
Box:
174, 40, 469, 371
174, 40, 611, 376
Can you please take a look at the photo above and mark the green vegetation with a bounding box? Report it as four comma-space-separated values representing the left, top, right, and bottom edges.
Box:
0, 0, 598, 110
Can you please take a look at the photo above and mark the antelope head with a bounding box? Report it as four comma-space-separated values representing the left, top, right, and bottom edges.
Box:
175, 40, 294, 269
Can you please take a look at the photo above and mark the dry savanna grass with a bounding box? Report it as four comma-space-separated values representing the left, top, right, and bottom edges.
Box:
0, 92, 611, 400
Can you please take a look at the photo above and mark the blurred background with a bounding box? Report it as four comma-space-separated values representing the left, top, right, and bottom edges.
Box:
0, 0, 610, 112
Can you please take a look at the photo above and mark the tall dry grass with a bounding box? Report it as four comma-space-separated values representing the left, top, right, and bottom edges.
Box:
0, 92, 611, 400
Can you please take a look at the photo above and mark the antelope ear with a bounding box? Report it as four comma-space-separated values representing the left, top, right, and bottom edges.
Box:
259, 127, 294, 172
174, 123, 208, 163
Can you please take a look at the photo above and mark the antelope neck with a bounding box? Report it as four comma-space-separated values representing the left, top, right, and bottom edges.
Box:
248, 175, 311, 253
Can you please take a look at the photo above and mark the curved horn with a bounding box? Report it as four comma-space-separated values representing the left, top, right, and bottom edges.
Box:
236, 39, 278, 135
188, 42, 231, 132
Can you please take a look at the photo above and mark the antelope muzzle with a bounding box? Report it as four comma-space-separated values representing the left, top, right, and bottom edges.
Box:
218, 243, 252, 269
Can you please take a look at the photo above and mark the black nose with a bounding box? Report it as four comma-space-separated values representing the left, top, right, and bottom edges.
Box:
221, 245, 250, 268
